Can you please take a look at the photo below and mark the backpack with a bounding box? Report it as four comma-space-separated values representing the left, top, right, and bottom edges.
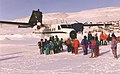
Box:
96, 40, 100, 46
91, 40, 96, 46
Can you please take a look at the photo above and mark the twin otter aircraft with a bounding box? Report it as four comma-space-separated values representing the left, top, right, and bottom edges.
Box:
0, 9, 112, 40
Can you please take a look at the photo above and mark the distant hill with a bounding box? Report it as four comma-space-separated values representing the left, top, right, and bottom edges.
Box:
15, 7, 120, 24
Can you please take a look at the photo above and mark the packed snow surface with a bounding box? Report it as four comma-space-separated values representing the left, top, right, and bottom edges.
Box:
0, 39, 120, 74
0, 26, 120, 74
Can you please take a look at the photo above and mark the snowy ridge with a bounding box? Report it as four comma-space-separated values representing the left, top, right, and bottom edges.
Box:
15, 7, 120, 24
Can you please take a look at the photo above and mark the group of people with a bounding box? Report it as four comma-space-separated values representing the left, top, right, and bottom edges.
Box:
38, 35, 64, 55
81, 33, 100, 58
99, 32, 111, 45
66, 31, 118, 58
38, 31, 118, 59
84, 31, 118, 58
65, 32, 100, 58
88, 31, 111, 46
65, 38, 79, 54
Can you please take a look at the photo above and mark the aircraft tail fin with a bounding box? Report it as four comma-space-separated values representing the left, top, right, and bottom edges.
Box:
28, 9, 42, 26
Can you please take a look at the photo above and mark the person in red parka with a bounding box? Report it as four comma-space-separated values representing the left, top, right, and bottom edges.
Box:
66, 38, 72, 52
73, 38, 79, 55
100, 32, 104, 45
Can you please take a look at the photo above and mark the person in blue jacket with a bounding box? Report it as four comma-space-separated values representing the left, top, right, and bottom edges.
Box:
44, 40, 50, 55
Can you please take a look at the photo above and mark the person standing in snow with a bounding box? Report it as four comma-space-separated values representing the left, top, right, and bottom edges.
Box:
59, 38, 64, 52
81, 36, 89, 55
94, 33, 98, 41
54, 36, 60, 53
107, 34, 111, 43
49, 37, 55, 54
95, 37, 100, 57
90, 37, 97, 58
111, 35, 118, 59
100, 32, 104, 45
44, 40, 50, 55
104, 33, 107, 45
51, 36, 56, 53
66, 38, 72, 52
88, 31, 93, 43
38, 39, 44, 55
111, 32, 115, 37
73, 38, 79, 55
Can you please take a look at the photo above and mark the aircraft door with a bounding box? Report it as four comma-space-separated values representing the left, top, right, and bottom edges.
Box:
58, 25, 61, 30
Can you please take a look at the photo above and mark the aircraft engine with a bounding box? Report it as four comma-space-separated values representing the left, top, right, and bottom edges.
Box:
70, 30, 77, 39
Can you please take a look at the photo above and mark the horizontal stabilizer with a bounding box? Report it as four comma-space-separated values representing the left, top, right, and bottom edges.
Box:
0, 21, 29, 25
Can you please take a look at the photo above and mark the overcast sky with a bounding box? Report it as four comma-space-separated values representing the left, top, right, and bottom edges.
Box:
0, 0, 120, 20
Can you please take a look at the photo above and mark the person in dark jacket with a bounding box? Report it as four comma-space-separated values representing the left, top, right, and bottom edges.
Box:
81, 36, 89, 55
59, 38, 64, 52
88, 31, 92, 42
54, 37, 60, 53
38, 39, 44, 55
107, 34, 111, 43
111, 32, 115, 37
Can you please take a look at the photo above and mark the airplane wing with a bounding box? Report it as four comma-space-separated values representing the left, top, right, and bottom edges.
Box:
0, 21, 33, 28
84, 24, 112, 26
0, 21, 29, 25
0, 20, 48, 29
74, 20, 112, 26
71, 23, 113, 32
0, 20, 33, 28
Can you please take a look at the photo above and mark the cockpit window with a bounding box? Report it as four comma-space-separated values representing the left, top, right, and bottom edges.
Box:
68, 25, 72, 28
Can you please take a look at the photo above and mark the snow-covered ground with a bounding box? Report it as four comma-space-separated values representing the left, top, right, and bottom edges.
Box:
0, 26, 120, 74
0, 38, 120, 74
